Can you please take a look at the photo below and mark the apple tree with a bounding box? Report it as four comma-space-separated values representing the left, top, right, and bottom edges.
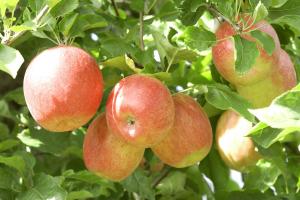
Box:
0, 0, 300, 199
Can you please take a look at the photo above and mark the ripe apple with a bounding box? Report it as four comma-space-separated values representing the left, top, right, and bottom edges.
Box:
83, 113, 144, 181
216, 110, 261, 172
152, 93, 212, 168
236, 48, 297, 108
23, 46, 104, 132
106, 74, 175, 147
212, 16, 280, 86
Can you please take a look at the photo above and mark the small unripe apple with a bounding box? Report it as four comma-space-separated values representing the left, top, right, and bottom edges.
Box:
216, 110, 261, 172
106, 74, 175, 147
212, 16, 280, 86
236, 48, 297, 108
152, 93, 212, 168
24, 46, 103, 132
83, 113, 144, 181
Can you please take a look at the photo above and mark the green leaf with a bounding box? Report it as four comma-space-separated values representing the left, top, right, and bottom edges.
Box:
271, 0, 288, 7
157, 171, 186, 196
253, 1, 269, 22
58, 13, 78, 37
250, 85, 300, 128
233, 35, 259, 74
205, 84, 254, 122
67, 190, 93, 200
121, 169, 155, 200
4, 87, 25, 105
0, 44, 24, 79
17, 173, 67, 200
269, 0, 300, 20
50, 0, 79, 18
0, 139, 20, 152
0, 167, 22, 191
250, 30, 275, 55
244, 160, 281, 191
0, 155, 26, 175
0, 0, 19, 17
0, 100, 12, 118
181, 26, 216, 51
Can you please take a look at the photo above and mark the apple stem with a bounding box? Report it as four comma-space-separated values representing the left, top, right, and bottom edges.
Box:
204, 3, 241, 32
111, 0, 120, 17
151, 166, 172, 188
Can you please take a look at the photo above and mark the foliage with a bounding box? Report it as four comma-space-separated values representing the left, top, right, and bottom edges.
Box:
0, 0, 299, 199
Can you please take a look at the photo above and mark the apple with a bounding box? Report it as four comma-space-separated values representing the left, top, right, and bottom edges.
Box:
106, 74, 175, 147
216, 110, 261, 172
212, 16, 281, 86
236, 48, 297, 108
83, 113, 144, 181
152, 93, 212, 168
24, 46, 103, 132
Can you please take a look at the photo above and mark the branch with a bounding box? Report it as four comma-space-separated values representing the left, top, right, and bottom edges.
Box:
139, 11, 145, 51
151, 166, 172, 188
3, 5, 49, 46
111, 0, 120, 17
204, 3, 241, 32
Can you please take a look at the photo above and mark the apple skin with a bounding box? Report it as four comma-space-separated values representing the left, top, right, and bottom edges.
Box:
212, 17, 280, 86
24, 46, 103, 132
152, 93, 212, 168
83, 113, 144, 181
216, 110, 261, 172
236, 49, 297, 108
106, 74, 175, 147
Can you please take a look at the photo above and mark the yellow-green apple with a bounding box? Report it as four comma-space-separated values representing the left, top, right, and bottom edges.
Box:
216, 110, 261, 172
236, 48, 297, 108
212, 16, 280, 86
106, 74, 175, 147
24, 46, 103, 132
152, 93, 212, 168
83, 113, 144, 181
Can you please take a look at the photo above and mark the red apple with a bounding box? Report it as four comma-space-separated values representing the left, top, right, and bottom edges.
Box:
216, 110, 261, 172
83, 113, 144, 181
152, 93, 212, 168
24, 46, 103, 132
106, 74, 175, 147
212, 16, 280, 86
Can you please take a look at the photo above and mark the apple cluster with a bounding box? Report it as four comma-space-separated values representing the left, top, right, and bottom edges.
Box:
212, 16, 297, 171
23, 46, 213, 181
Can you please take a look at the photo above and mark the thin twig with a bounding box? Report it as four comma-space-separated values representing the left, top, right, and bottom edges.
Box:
151, 166, 172, 188
3, 5, 49, 45
111, 0, 120, 17
139, 11, 145, 51
204, 3, 241, 32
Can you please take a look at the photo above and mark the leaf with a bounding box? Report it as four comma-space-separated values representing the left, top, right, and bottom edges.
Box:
0, 100, 13, 118
121, 169, 155, 200
271, 0, 288, 8
250, 85, 300, 128
17, 173, 67, 200
0, 0, 19, 17
269, 0, 300, 20
253, 1, 269, 22
0, 44, 24, 78
50, 0, 79, 18
4, 87, 25, 105
179, 0, 206, 26
0, 139, 20, 152
58, 13, 78, 37
0, 155, 26, 175
244, 160, 281, 192
157, 171, 186, 196
67, 190, 94, 200
0, 167, 22, 192
233, 35, 259, 74
250, 30, 275, 55
205, 84, 254, 122
181, 26, 216, 51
